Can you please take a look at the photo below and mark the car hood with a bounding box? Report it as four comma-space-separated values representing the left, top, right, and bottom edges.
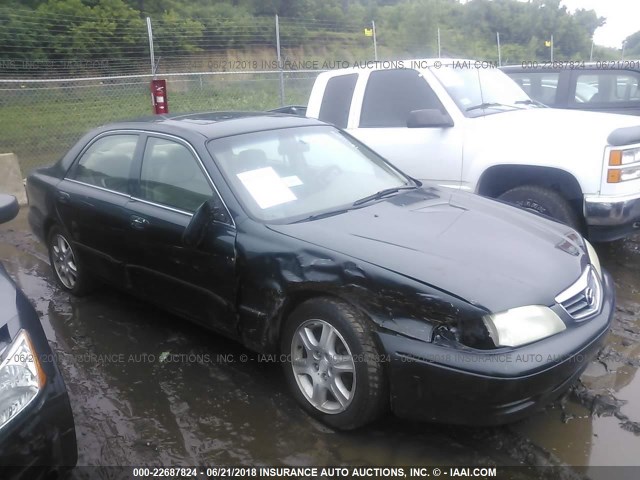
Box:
269, 187, 588, 313
478, 107, 640, 146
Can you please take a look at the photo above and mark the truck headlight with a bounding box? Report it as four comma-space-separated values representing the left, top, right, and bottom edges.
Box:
610, 147, 640, 166
0, 330, 46, 430
584, 239, 602, 279
483, 305, 566, 347
608, 148, 640, 182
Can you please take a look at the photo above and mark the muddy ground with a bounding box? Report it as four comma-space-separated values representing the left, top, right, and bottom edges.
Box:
1, 210, 639, 479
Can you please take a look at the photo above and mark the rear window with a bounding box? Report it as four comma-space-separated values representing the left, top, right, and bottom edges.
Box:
71, 134, 138, 194
318, 74, 358, 128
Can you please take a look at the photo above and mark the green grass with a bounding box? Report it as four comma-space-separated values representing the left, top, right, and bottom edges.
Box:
0, 74, 315, 175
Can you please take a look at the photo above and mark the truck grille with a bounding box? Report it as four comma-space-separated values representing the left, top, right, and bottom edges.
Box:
555, 266, 602, 321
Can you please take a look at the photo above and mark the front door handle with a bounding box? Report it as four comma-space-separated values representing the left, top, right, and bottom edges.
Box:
130, 215, 149, 230
57, 191, 71, 204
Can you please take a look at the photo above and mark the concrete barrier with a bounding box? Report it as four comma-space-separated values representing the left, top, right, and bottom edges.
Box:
0, 153, 28, 206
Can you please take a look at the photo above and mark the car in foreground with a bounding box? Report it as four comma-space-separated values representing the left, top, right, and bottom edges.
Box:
0, 195, 77, 478
501, 63, 640, 116
26, 112, 614, 429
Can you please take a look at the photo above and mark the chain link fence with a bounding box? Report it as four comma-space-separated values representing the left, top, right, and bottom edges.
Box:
0, 71, 318, 174
0, 7, 474, 175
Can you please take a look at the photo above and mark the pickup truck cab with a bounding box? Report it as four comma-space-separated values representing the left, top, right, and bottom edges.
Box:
306, 59, 640, 241
501, 63, 640, 116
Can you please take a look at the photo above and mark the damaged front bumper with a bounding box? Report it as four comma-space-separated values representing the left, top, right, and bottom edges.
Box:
377, 272, 615, 425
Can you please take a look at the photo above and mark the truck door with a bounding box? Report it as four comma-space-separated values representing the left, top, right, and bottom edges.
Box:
345, 68, 464, 188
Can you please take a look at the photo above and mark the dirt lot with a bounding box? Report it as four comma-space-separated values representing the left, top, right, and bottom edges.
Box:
1, 209, 639, 479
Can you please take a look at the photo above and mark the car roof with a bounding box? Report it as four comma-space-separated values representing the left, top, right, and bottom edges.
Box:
96, 112, 326, 141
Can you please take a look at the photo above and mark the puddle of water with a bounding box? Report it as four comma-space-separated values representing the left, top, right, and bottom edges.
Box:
511, 236, 640, 468
2, 210, 639, 473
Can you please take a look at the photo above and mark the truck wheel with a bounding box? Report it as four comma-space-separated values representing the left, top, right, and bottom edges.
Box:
498, 185, 580, 229
281, 298, 387, 430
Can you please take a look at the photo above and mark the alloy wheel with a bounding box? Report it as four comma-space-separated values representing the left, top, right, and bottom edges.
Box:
290, 319, 356, 414
51, 234, 78, 289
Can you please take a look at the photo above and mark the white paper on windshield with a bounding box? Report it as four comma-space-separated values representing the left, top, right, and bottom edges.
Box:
281, 175, 303, 187
237, 167, 297, 209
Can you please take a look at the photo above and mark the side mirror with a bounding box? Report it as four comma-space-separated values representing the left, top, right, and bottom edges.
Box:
407, 109, 454, 128
183, 198, 230, 248
0, 195, 19, 225
183, 200, 214, 248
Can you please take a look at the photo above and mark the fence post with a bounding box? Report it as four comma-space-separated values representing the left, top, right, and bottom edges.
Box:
496, 32, 501, 66
372, 20, 378, 61
437, 27, 441, 58
275, 14, 285, 106
146, 17, 155, 77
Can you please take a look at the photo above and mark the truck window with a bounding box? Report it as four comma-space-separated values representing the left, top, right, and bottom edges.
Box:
508, 72, 560, 106
572, 72, 640, 104
360, 69, 443, 127
318, 73, 358, 128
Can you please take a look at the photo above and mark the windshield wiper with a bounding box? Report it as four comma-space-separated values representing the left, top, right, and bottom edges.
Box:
515, 99, 546, 107
291, 208, 351, 223
352, 185, 417, 207
465, 102, 521, 112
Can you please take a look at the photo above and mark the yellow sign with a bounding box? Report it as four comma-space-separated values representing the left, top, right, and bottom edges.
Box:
364, 28, 373, 37
545, 40, 552, 47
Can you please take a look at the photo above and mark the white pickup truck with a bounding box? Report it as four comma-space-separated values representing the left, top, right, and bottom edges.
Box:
305, 59, 640, 242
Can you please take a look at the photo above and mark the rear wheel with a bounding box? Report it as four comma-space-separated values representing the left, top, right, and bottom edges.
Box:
498, 185, 580, 229
281, 298, 387, 430
47, 225, 93, 295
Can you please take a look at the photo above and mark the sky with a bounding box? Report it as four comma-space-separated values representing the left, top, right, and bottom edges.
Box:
560, 0, 640, 48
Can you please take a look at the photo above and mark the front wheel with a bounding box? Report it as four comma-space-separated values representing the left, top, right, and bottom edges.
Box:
281, 298, 387, 430
498, 185, 580, 229
47, 225, 93, 295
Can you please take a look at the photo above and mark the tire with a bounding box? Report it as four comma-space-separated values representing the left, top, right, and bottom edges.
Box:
498, 185, 580, 229
280, 298, 387, 430
47, 225, 93, 296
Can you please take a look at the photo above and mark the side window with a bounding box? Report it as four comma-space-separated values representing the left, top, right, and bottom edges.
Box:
574, 72, 640, 104
318, 73, 358, 128
139, 137, 213, 213
72, 134, 138, 194
508, 72, 560, 105
360, 69, 445, 127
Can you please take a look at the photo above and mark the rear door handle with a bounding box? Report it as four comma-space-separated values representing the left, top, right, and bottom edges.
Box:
57, 191, 71, 204
130, 215, 149, 230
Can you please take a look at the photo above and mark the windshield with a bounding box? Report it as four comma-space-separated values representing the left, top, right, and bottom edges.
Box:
431, 66, 535, 117
207, 125, 411, 222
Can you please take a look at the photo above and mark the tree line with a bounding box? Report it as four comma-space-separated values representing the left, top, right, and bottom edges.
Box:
0, 0, 633, 70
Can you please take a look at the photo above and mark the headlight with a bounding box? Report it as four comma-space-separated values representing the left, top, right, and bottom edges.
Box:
608, 148, 640, 183
0, 330, 46, 430
610, 147, 640, 166
584, 239, 602, 279
483, 305, 566, 347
